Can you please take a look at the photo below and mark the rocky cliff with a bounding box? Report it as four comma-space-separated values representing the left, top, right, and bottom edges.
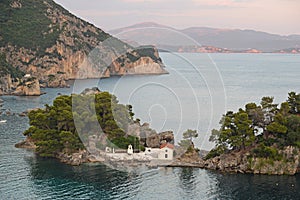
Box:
203, 146, 300, 175
0, 73, 41, 96
0, 0, 167, 94
12, 77, 41, 96
127, 122, 174, 148
170, 146, 300, 175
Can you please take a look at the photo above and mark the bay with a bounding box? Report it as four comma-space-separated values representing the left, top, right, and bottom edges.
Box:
0, 53, 299, 199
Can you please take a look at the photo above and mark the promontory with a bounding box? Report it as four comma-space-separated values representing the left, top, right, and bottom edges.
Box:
0, 0, 167, 95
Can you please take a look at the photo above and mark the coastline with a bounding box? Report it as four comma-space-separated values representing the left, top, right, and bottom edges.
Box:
15, 138, 300, 175
0, 72, 170, 97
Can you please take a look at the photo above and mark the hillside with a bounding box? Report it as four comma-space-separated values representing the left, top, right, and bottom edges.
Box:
0, 1, 166, 95
15, 88, 174, 165
110, 22, 300, 53
204, 92, 300, 175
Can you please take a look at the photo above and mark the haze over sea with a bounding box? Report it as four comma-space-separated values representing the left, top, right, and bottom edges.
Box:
0, 53, 299, 199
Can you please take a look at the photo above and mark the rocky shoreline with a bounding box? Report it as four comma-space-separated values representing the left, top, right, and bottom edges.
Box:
168, 147, 300, 176
14, 138, 300, 175
0, 76, 41, 96
15, 138, 97, 165
15, 138, 162, 167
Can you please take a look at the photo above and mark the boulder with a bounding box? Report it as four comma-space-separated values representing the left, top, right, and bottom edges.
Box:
203, 146, 300, 175
57, 150, 89, 166
159, 131, 174, 144
13, 77, 41, 96
127, 122, 141, 138
15, 138, 37, 149
80, 87, 101, 95
146, 133, 160, 148
47, 76, 69, 88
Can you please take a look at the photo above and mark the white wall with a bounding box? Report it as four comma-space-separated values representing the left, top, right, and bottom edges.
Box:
158, 147, 173, 160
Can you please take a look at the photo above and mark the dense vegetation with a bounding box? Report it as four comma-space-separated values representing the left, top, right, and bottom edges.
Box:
0, 0, 162, 85
0, 53, 24, 79
207, 92, 300, 160
0, 0, 113, 53
24, 91, 141, 157
0, 0, 60, 52
178, 129, 199, 152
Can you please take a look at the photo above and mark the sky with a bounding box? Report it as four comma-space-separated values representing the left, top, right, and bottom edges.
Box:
54, 0, 300, 35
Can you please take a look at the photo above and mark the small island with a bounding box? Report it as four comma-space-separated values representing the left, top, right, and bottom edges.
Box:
16, 89, 300, 175
0, 0, 167, 96
16, 88, 180, 167
200, 92, 300, 175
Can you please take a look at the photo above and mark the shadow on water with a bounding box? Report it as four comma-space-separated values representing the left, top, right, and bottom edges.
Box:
25, 156, 143, 199
179, 167, 197, 191
211, 172, 300, 200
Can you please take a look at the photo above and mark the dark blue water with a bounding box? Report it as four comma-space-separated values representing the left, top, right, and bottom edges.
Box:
0, 53, 300, 199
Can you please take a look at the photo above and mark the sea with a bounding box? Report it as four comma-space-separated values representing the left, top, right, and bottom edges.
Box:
0, 53, 299, 199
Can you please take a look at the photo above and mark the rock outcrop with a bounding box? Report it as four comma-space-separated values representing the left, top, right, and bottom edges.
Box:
12, 77, 41, 96
0, 74, 14, 95
57, 150, 90, 166
168, 145, 300, 176
203, 146, 300, 175
127, 122, 175, 148
15, 138, 91, 166
143, 130, 175, 148
126, 122, 174, 148
0, 0, 167, 93
159, 131, 175, 144
15, 138, 37, 149
0, 74, 41, 96
80, 87, 101, 95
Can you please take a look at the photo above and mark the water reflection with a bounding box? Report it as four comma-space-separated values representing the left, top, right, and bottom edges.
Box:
213, 173, 300, 200
25, 156, 143, 199
178, 167, 198, 197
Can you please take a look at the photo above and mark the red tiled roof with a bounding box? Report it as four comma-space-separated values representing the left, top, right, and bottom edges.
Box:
160, 143, 174, 149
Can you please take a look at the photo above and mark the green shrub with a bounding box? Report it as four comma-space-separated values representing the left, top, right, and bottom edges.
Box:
0, 53, 24, 78
205, 146, 226, 160
24, 92, 140, 157
0, 0, 61, 51
111, 135, 140, 150
251, 144, 282, 160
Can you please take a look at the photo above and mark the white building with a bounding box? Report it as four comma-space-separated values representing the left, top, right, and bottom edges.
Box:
145, 147, 152, 155
158, 143, 174, 160
127, 144, 133, 155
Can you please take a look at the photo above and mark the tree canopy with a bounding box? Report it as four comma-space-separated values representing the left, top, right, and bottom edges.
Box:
178, 129, 198, 152
24, 91, 140, 157
207, 92, 300, 160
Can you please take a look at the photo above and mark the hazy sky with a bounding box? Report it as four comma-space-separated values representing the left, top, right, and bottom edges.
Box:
54, 0, 300, 35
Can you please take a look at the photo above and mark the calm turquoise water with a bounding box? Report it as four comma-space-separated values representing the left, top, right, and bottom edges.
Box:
0, 53, 300, 199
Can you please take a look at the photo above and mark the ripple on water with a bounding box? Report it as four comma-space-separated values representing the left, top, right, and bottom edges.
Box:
1, 53, 300, 199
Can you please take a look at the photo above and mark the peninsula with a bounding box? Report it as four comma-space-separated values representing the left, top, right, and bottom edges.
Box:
16, 88, 300, 175
15, 88, 176, 167
0, 0, 167, 95
180, 92, 300, 175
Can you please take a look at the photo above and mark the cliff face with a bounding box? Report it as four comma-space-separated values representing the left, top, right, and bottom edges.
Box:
126, 122, 174, 148
170, 146, 300, 175
0, 75, 13, 95
0, 74, 41, 96
0, 0, 166, 93
13, 77, 41, 96
204, 146, 300, 175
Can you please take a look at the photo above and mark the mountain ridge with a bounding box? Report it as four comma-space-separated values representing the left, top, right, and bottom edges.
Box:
0, 1, 166, 95
110, 22, 300, 52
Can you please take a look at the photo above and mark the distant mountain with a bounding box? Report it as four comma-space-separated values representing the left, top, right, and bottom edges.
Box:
110, 22, 300, 52
0, 1, 166, 95
274, 48, 300, 54
110, 22, 175, 34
